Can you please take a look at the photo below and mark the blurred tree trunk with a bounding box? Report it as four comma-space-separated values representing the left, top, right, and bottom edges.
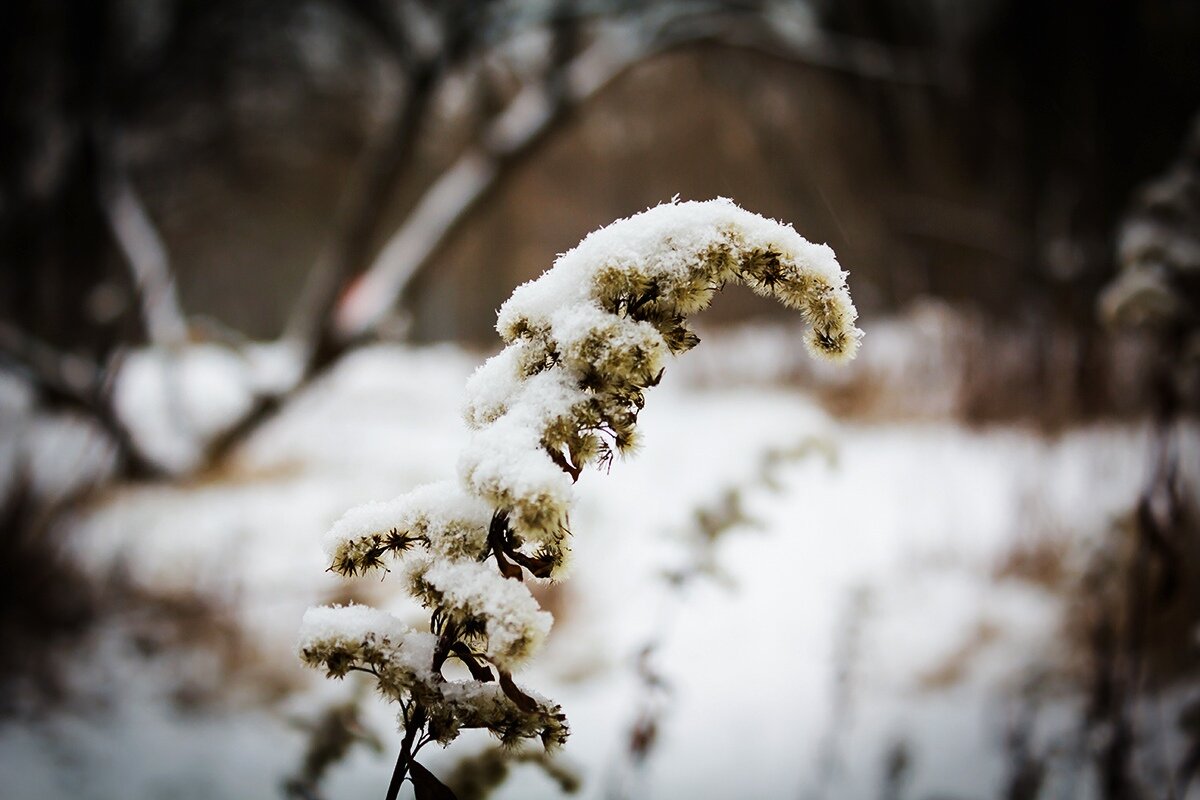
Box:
0, 0, 139, 358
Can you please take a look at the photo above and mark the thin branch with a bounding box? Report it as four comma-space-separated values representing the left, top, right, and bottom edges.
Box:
98, 165, 189, 348
198, 62, 442, 469
333, 22, 648, 338
0, 321, 102, 406
333, 150, 499, 338
0, 322, 159, 477
285, 0, 493, 367
385, 703, 426, 800
282, 64, 436, 354
656, 8, 950, 89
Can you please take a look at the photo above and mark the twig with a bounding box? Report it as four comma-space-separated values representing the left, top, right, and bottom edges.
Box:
284, 62, 439, 363
0, 322, 159, 477
333, 22, 638, 338
199, 61, 443, 469
98, 164, 188, 348
385, 703, 427, 800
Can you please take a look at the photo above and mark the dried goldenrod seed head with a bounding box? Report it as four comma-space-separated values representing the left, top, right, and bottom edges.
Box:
322, 482, 494, 575
298, 605, 439, 696
436, 681, 569, 749
408, 557, 552, 669
302, 198, 860, 769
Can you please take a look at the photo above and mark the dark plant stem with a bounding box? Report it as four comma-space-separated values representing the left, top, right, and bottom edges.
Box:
385, 704, 426, 800
384, 615, 462, 799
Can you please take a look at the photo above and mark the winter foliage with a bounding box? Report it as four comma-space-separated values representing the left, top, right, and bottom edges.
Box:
300, 199, 861, 784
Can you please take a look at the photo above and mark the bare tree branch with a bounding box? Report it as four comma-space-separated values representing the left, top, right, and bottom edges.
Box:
655, 6, 950, 89
284, 0, 500, 368
200, 4, 481, 468
106, 1, 949, 474
332, 19, 653, 338
282, 65, 437, 355
331, 3, 947, 339
0, 321, 102, 406
98, 165, 189, 348
0, 321, 158, 477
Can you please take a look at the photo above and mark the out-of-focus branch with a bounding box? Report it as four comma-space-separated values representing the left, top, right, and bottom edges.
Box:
333, 18, 652, 338
0, 321, 158, 477
0, 321, 102, 409
282, 64, 438, 362
660, 8, 950, 89
284, 0, 492, 368
196, 1, 947, 469
197, 67, 443, 470
99, 165, 189, 348
332, 3, 947, 338
202, 6, 466, 468
6, 1, 946, 485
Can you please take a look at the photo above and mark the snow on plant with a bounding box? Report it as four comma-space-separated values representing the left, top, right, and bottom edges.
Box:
299, 198, 862, 798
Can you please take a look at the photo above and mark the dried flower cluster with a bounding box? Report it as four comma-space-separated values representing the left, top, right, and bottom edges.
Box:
299, 198, 861, 796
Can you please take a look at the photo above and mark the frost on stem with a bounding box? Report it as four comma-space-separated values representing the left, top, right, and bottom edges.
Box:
300, 198, 861, 790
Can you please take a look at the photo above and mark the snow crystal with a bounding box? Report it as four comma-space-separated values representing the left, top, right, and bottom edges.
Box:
322, 500, 410, 559
460, 369, 587, 534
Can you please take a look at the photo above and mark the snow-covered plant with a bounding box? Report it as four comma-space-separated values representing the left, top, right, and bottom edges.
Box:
299, 198, 862, 798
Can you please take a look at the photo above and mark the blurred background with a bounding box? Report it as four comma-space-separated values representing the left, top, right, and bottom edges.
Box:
1, 1, 1199, 798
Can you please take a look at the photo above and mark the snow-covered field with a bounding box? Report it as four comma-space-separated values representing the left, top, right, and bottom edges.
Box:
1, 337, 1194, 800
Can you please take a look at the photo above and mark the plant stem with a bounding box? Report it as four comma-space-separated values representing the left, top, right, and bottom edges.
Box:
385, 704, 426, 800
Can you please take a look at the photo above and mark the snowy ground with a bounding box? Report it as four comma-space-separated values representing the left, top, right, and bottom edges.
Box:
1, 336, 1195, 800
